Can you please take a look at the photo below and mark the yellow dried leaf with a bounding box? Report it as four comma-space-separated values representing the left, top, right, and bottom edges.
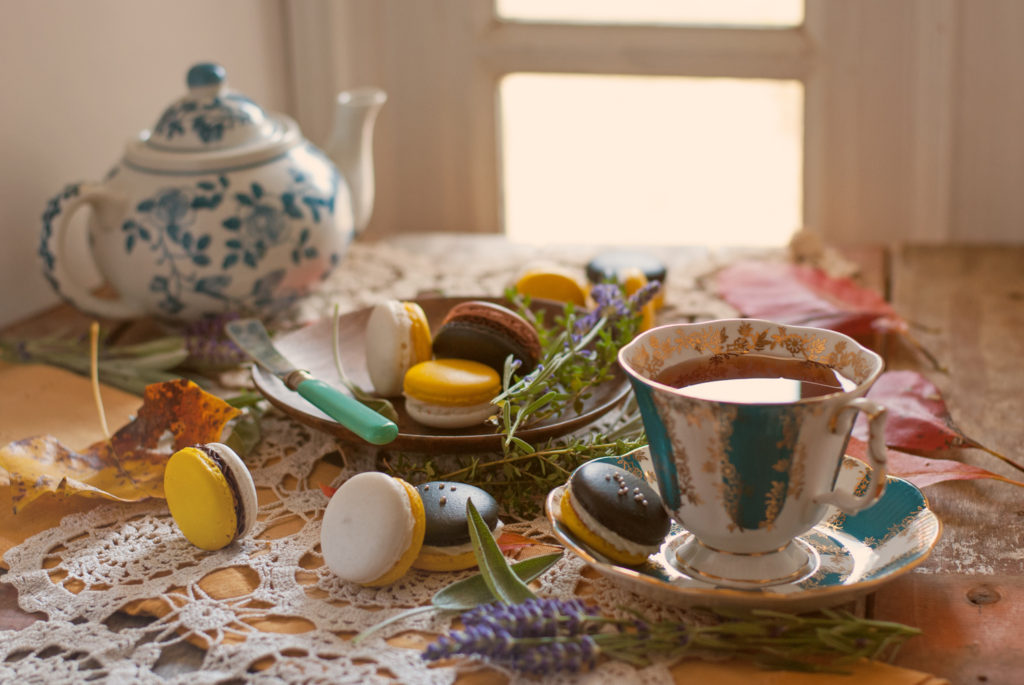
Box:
0, 379, 240, 513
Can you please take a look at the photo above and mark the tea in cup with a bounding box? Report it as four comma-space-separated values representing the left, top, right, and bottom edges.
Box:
618, 319, 888, 587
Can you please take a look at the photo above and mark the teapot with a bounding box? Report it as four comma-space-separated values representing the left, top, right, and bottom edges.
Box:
39, 63, 385, 323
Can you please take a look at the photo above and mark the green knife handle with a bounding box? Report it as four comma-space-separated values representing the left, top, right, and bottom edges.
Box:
296, 378, 399, 445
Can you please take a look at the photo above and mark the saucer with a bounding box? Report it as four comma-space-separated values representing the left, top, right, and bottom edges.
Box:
545, 447, 941, 612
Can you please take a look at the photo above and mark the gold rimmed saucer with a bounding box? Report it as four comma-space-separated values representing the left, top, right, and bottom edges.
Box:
545, 446, 941, 612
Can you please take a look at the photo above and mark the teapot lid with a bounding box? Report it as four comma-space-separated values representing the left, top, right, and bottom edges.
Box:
125, 63, 300, 172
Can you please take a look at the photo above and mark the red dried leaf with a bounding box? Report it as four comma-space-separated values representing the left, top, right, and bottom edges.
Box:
496, 531, 546, 553
854, 370, 963, 450
319, 482, 337, 499
854, 370, 1023, 474
712, 260, 907, 341
847, 437, 1024, 490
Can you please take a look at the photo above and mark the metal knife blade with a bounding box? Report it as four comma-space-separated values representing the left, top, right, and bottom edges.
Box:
225, 318, 398, 445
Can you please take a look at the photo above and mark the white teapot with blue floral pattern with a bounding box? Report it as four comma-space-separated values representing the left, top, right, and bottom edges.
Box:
40, 63, 385, 323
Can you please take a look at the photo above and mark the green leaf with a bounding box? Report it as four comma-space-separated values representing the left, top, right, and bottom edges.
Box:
466, 498, 536, 604
353, 552, 562, 644
432, 552, 562, 611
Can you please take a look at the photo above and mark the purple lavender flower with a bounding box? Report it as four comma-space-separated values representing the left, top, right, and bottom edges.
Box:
423, 598, 601, 673
573, 280, 661, 340
184, 312, 247, 369
628, 280, 661, 310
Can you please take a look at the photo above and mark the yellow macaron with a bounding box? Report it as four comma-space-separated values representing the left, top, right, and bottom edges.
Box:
164, 443, 259, 551
514, 265, 589, 307
403, 359, 501, 429
320, 472, 426, 587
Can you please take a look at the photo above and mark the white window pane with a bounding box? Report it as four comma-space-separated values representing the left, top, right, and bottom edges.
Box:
496, 0, 803, 27
500, 74, 803, 247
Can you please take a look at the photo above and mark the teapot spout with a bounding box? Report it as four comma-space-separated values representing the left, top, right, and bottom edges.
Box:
323, 88, 387, 235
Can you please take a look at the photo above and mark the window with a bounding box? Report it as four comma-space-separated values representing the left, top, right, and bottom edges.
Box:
288, 1, 972, 245
496, 0, 803, 28
501, 73, 802, 245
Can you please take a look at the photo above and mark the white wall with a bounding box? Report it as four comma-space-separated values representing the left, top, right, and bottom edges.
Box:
0, 0, 292, 327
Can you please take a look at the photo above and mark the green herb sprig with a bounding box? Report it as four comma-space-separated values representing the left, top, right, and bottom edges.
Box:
494, 285, 648, 455
1, 331, 189, 396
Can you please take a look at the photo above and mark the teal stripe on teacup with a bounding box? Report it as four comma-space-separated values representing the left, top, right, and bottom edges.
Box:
725, 404, 795, 530
629, 379, 681, 511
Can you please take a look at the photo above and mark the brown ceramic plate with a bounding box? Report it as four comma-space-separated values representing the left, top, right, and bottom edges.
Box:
251, 296, 630, 452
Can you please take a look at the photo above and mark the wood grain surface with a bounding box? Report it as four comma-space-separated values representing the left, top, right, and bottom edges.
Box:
866, 245, 1024, 684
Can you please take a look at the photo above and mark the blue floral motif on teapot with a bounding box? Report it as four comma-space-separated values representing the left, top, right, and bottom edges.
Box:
112, 143, 343, 317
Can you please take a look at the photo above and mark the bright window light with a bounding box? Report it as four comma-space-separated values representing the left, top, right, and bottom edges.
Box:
500, 73, 804, 247
496, 0, 803, 27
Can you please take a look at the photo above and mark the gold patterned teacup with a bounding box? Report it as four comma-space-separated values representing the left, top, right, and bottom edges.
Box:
618, 319, 888, 587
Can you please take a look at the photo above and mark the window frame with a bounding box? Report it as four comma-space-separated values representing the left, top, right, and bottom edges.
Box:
285, 0, 957, 245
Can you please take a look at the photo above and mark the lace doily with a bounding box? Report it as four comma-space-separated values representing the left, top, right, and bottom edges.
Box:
0, 238, 743, 684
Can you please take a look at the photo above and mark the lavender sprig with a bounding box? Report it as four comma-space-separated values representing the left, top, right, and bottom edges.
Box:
423, 599, 921, 675
494, 282, 657, 456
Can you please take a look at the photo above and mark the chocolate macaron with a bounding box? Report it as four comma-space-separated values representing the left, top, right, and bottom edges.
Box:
413, 481, 502, 571
432, 300, 542, 375
559, 460, 670, 566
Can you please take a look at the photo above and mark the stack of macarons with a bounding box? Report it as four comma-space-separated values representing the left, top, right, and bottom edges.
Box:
558, 460, 671, 567
364, 298, 542, 429
320, 472, 502, 585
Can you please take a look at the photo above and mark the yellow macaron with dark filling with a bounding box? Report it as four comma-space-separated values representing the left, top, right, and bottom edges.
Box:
320, 472, 426, 586
402, 359, 501, 429
164, 442, 259, 551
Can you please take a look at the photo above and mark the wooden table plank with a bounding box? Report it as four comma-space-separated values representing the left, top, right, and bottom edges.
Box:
873, 245, 1024, 684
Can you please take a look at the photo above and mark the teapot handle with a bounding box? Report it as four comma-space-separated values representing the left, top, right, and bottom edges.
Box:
40, 182, 145, 319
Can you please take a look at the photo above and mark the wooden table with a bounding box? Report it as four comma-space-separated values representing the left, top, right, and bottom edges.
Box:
1, 239, 1022, 683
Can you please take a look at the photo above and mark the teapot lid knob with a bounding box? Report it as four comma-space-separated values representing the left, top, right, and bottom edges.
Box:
186, 62, 226, 91
143, 62, 278, 153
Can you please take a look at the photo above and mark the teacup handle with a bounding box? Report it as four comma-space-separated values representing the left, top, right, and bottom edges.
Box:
40, 182, 143, 319
817, 397, 889, 514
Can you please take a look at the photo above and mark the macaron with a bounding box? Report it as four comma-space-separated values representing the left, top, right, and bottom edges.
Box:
432, 300, 542, 375
320, 472, 426, 587
164, 442, 259, 551
412, 481, 502, 571
585, 250, 667, 309
559, 460, 670, 566
365, 299, 433, 397
514, 264, 589, 307
403, 359, 501, 429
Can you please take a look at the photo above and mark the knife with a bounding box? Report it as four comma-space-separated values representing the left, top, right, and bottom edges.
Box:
225, 318, 399, 445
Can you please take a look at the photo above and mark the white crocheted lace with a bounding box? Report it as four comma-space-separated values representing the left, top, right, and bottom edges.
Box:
0, 239, 740, 684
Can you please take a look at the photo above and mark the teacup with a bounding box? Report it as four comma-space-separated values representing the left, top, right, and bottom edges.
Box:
618, 319, 888, 587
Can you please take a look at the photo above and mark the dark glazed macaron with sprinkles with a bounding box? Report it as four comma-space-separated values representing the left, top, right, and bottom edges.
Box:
412, 481, 502, 571
559, 460, 670, 566
432, 300, 542, 375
